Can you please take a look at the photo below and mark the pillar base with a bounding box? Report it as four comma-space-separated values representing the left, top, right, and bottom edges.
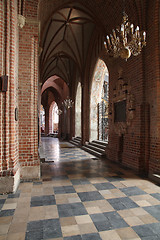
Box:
0, 168, 20, 194
21, 165, 40, 180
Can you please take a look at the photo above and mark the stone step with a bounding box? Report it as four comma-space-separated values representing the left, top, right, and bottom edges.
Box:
82, 146, 105, 158
70, 136, 81, 146
90, 142, 106, 150
72, 139, 81, 143
92, 140, 108, 147
82, 139, 107, 158
70, 140, 80, 146
87, 144, 106, 154
75, 136, 81, 140
71, 137, 81, 141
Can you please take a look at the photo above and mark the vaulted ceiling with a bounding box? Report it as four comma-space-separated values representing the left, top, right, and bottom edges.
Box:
39, 4, 99, 84
39, 0, 145, 88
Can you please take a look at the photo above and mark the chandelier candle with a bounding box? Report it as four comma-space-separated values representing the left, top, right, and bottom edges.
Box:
104, 11, 146, 60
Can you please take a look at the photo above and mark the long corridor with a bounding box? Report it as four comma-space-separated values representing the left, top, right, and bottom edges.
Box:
0, 137, 160, 240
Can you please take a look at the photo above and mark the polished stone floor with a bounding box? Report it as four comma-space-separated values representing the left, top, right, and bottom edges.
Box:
0, 137, 160, 240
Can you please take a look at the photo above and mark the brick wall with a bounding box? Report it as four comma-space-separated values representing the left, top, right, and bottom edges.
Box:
145, 0, 160, 174
78, 0, 160, 176
0, 0, 20, 193
18, 0, 40, 178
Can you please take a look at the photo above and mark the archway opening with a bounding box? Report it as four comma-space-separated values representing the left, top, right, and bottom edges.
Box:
41, 75, 70, 139
40, 105, 45, 135
90, 59, 109, 142
75, 82, 82, 137
49, 101, 59, 136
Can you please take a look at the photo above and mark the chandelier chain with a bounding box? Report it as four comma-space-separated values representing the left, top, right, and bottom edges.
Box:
123, 0, 126, 15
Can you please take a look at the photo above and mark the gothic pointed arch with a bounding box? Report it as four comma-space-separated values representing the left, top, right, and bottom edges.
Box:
90, 58, 109, 142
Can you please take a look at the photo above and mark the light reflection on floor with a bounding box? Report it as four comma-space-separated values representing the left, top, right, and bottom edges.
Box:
40, 137, 95, 163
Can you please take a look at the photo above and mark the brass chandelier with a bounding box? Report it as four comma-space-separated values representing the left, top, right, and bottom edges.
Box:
62, 97, 74, 109
54, 97, 74, 116
104, 2, 146, 60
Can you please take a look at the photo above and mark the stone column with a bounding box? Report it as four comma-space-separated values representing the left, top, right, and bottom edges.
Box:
18, 0, 40, 180
0, 0, 20, 193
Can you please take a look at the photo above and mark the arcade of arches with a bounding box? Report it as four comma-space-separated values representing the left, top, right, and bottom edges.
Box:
0, 0, 160, 194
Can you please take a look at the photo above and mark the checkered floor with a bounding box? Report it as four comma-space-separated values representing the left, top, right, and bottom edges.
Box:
0, 138, 160, 240
39, 138, 95, 163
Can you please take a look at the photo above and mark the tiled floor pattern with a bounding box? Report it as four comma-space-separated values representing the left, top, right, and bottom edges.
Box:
39, 138, 95, 163
0, 138, 160, 239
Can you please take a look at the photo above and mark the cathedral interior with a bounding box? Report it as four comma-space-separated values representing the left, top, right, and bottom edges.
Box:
0, 0, 160, 239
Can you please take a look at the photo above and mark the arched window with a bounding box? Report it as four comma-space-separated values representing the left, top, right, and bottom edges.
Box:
49, 102, 59, 134
40, 105, 45, 133
75, 82, 82, 137
90, 59, 109, 142
98, 68, 109, 141
52, 103, 59, 134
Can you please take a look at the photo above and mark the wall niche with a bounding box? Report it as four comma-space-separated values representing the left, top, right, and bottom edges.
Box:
109, 77, 136, 136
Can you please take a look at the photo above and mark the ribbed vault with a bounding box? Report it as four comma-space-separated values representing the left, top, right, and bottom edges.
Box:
40, 7, 95, 83
39, 0, 145, 86
39, 5, 97, 84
